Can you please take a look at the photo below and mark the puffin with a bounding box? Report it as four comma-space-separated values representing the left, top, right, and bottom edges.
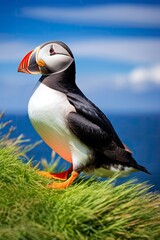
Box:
18, 41, 150, 189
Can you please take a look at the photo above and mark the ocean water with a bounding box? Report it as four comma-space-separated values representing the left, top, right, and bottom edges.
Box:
3, 113, 160, 191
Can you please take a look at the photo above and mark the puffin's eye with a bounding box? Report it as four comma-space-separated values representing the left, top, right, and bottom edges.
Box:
49, 45, 56, 55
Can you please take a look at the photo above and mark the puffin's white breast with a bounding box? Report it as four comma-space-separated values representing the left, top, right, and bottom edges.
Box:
28, 83, 92, 168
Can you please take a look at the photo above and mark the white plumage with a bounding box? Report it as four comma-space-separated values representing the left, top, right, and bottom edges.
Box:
28, 83, 93, 170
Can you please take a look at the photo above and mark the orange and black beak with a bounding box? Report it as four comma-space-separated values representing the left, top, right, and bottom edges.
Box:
18, 49, 42, 74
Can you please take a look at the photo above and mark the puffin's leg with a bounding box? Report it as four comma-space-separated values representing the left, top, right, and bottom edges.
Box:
48, 171, 79, 189
37, 165, 73, 180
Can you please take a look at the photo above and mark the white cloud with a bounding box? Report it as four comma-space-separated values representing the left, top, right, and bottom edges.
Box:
22, 4, 160, 27
112, 64, 160, 92
128, 64, 160, 85
71, 38, 160, 64
78, 64, 160, 94
1, 38, 160, 64
0, 41, 34, 62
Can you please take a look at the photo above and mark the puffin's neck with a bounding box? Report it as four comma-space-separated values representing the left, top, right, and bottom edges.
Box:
39, 61, 77, 93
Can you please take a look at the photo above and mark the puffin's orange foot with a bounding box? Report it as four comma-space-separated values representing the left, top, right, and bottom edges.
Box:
37, 166, 73, 180
48, 171, 79, 189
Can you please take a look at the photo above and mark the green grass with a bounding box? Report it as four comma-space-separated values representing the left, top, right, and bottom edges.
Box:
0, 114, 160, 240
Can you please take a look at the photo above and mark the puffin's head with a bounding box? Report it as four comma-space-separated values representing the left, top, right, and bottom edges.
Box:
18, 41, 74, 75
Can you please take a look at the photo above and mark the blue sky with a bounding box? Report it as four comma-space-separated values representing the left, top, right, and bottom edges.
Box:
1, 0, 160, 113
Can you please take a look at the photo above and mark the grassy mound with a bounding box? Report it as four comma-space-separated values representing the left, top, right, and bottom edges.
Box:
0, 146, 160, 240
0, 114, 160, 239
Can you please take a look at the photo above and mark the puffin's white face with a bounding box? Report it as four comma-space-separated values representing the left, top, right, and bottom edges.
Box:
18, 41, 74, 75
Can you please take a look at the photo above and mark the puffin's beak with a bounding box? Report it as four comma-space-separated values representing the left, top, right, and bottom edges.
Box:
18, 49, 41, 74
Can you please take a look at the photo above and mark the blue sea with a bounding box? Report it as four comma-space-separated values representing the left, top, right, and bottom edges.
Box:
3, 113, 160, 192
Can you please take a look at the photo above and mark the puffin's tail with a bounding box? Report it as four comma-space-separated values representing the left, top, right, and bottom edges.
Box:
135, 164, 151, 174
131, 157, 151, 175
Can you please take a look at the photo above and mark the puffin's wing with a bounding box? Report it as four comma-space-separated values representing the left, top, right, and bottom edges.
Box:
67, 111, 132, 162
67, 111, 111, 149
67, 92, 137, 164
67, 92, 124, 148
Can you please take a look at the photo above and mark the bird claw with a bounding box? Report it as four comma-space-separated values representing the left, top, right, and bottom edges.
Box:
37, 166, 73, 180
47, 171, 79, 189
